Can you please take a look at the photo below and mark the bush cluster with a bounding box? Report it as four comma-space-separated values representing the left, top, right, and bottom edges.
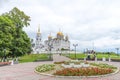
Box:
35, 64, 55, 72
90, 63, 117, 69
54, 61, 65, 64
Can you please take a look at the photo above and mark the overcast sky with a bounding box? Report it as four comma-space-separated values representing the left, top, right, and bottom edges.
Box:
1, 0, 120, 52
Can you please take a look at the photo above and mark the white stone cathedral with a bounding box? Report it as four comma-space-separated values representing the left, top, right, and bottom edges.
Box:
32, 26, 70, 54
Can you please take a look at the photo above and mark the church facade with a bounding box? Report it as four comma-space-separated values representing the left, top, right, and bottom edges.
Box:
32, 26, 70, 53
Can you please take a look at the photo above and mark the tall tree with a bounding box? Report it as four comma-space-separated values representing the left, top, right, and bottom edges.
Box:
3, 7, 30, 28
0, 16, 15, 61
1, 7, 31, 58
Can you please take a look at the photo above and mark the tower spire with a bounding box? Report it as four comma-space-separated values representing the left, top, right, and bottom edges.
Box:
59, 28, 61, 32
38, 24, 40, 33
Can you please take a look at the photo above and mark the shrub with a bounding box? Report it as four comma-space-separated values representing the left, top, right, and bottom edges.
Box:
111, 58, 120, 62
64, 61, 70, 65
54, 61, 65, 64
90, 63, 117, 69
35, 64, 55, 72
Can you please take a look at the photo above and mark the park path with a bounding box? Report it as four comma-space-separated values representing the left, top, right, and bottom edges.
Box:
0, 54, 119, 80
53, 54, 71, 62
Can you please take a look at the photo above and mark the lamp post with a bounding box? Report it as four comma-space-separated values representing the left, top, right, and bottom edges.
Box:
69, 47, 70, 57
48, 40, 53, 59
73, 44, 78, 60
115, 48, 119, 56
3, 49, 6, 62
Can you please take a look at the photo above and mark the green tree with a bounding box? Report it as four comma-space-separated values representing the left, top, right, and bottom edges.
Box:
0, 16, 15, 61
1, 7, 31, 59
3, 7, 30, 28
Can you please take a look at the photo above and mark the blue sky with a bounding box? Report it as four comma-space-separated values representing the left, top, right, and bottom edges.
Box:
1, 0, 120, 53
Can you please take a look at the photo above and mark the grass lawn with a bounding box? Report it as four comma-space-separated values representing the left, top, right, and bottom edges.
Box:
67, 53, 86, 59
96, 54, 120, 59
65, 53, 120, 59
19, 54, 50, 63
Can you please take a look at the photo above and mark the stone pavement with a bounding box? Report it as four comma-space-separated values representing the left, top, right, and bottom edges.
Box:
0, 54, 119, 80
53, 54, 71, 62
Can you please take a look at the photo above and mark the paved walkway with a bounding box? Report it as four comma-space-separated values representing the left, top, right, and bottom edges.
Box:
0, 54, 119, 80
53, 54, 71, 62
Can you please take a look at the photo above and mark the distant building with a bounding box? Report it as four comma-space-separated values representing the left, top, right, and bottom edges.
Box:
31, 25, 43, 53
44, 30, 70, 51
32, 25, 70, 53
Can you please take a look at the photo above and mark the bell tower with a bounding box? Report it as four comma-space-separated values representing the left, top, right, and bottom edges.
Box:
35, 24, 42, 53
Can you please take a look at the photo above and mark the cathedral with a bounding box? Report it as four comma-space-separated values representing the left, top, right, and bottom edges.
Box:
32, 26, 70, 54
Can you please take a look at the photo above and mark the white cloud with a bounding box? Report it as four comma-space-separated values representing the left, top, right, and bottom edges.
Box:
1, 0, 120, 52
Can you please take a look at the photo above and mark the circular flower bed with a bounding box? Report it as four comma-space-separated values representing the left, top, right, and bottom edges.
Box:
35, 60, 118, 77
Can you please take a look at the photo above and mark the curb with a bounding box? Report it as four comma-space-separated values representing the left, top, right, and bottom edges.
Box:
34, 70, 55, 77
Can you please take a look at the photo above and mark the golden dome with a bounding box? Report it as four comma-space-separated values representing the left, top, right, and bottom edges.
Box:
48, 35, 52, 38
48, 33, 52, 38
57, 32, 63, 36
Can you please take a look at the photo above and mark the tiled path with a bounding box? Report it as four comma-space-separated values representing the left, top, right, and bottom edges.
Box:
0, 54, 119, 80
53, 54, 71, 62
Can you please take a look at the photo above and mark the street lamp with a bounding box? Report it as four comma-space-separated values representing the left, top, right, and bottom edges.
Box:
73, 44, 78, 60
48, 41, 53, 59
3, 49, 6, 62
69, 47, 70, 57
115, 48, 119, 56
